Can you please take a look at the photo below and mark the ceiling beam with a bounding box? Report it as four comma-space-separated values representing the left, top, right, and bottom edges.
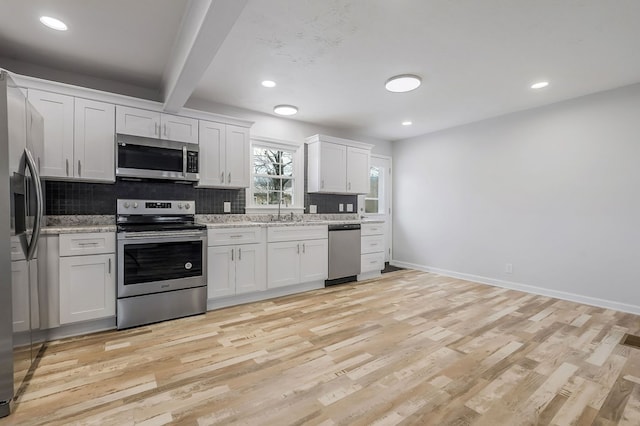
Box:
161, 0, 248, 113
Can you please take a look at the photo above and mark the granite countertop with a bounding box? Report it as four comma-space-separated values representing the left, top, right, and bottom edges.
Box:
41, 214, 385, 234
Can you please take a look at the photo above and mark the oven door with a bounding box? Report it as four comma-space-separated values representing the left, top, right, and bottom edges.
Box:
117, 231, 207, 298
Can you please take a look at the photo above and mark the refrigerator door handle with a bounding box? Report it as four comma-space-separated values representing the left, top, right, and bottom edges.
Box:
24, 148, 43, 261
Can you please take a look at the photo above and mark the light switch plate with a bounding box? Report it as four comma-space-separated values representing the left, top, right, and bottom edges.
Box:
339, 204, 344, 212
309, 205, 317, 214
223, 202, 231, 213
347, 203, 353, 212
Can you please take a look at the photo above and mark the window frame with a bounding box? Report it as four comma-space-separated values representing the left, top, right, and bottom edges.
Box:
246, 136, 305, 214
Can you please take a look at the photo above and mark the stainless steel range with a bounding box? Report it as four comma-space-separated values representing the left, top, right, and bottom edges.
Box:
116, 199, 207, 329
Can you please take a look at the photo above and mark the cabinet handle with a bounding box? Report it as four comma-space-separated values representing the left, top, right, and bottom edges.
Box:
230, 235, 242, 239
77, 242, 98, 246
163, 123, 167, 137
369, 260, 378, 264
348, 182, 352, 190
66, 159, 69, 176
371, 243, 378, 246
231, 248, 234, 261
228, 172, 231, 184
303, 243, 305, 254
37, 157, 41, 173
78, 160, 82, 177
108, 258, 111, 274
238, 248, 242, 260
297, 244, 300, 254
220, 172, 224, 183
321, 180, 324, 189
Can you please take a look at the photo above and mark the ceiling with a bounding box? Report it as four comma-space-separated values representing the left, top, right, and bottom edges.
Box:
1, 1, 640, 142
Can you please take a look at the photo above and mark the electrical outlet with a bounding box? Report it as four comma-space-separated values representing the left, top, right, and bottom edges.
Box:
339, 204, 344, 212
346, 203, 353, 212
309, 205, 317, 214
223, 202, 231, 213
505, 263, 513, 274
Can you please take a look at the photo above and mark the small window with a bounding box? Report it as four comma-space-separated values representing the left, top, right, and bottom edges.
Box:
364, 166, 381, 213
247, 136, 307, 214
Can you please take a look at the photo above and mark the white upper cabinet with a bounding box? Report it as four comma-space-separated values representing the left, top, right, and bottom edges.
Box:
346, 147, 370, 194
198, 120, 249, 188
116, 106, 198, 144
115, 106, 159, 138
28, 89, 74, 179
74, 98, 115, 182
160, 113, 198, 144
28, 89, 115, 182
306, 134, 372, 194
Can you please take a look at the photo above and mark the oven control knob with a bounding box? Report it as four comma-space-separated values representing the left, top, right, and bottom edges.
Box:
185, 262, 192, 270
123, 202, 130, 208
133, 202, 138, 208
184, 203, 191, 210
177, 203, 183, 209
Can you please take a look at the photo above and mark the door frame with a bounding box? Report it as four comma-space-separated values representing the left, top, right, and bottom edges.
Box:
358, 154, 393, 262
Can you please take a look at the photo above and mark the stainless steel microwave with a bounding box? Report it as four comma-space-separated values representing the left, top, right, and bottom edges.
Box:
115, 133, 199, 181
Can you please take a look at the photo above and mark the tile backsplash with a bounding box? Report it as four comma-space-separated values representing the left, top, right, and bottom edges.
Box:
45, 179, 245, 215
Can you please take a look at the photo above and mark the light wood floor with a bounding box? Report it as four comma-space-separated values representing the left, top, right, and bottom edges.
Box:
4, 270, 640, 425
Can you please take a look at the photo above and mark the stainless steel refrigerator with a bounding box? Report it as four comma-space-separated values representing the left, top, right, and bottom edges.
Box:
0, 70, 45, 417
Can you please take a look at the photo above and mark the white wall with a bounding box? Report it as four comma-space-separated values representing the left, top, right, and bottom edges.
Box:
393, 83, 640, 313
186, 98, 393, 156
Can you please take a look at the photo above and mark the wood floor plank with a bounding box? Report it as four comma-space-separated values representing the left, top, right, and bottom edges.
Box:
5, 269, 640, 425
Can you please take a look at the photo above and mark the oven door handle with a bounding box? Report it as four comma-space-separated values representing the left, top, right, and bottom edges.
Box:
120, 231, 206, 239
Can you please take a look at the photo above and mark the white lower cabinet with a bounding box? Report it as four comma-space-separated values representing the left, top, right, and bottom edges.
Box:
59, 233, 116, 324
208, 244, 266, 299
267, 226, 328, 289
359, 223, 385, 278
207, 227, 266, 300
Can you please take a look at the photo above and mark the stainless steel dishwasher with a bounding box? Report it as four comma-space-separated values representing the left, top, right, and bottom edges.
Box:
326, 223, 361, 285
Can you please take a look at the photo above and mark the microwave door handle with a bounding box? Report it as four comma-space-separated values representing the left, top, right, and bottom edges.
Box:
183, 146, 188, 178
24, 148, 43, 261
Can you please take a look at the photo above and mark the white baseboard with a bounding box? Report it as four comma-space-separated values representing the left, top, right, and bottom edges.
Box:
357, 270, 382, 281
390, 260, 640, 316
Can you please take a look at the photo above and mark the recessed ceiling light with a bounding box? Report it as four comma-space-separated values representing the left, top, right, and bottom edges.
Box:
262, 80, 276, 88
39, 16, 68, 31
273, 105, 298, 116
402, 121, 412, 126
385, 74, 421, 93
531, 81, 549, 89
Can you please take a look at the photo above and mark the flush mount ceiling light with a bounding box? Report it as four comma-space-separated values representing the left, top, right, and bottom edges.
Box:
273, 105, 298, 116
261, 80, 276, 88
531, 81, 549, 89
39, 16, 68, 31
385, 74, 421, 93
402, 120, 413, 126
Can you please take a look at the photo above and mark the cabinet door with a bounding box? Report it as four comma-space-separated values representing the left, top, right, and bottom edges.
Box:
319, 142, 347, 193
161, 113, 198, 144
115, 106, 160, 138
225, 125, 250, 188
11, 260, 30, 333
207, 246, 235, 299
59, 254, 116, 324
235, 243, 266, 294
74, 98, 115, 182
300, 239, 328, 283
28, 89, 74, 178
267, 241, 301, 288
198, 120, 226, 187
346, 147, 370, 194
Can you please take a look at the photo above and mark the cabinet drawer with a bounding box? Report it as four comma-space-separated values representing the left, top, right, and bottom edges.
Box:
208, 227, 265, 246
361, 235, 384, 254
361, 223, 384, 236
361, 252, 385, 273
59, 232, 115, 256
267, 225, 328, 242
